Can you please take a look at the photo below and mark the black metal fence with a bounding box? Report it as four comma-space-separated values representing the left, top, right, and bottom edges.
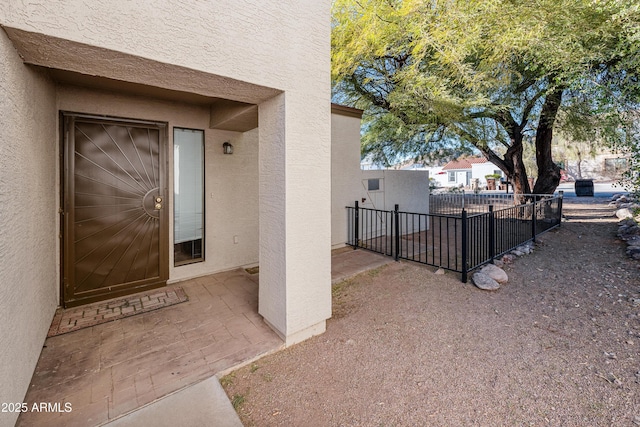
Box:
429, 192, 562, 215
346, 194, 563, 282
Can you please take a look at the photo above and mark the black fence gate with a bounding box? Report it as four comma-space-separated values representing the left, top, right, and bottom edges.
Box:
346, 194, 563, 282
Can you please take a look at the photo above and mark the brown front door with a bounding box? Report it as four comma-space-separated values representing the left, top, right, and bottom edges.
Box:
62, 114, 168, 307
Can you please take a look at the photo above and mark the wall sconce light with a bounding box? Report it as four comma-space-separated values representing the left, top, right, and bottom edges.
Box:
223, 142, 234, 155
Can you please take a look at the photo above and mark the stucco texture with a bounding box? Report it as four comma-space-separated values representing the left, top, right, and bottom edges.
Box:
331, 111, 363, 248
0, 30, 58, 427
1, 0, 332, 391
360, 170, 430, 214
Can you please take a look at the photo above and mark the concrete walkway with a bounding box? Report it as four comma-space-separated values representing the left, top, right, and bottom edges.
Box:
331, 247, 394, 284
104, 248, 392, 427
101, 376, 242, 427
16, 248, 394, 427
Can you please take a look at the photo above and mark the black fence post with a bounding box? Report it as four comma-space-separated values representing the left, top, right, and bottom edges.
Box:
488, 205, 495, 261
558, 191, 564, 227
461, 209, 468, 283
354, 201, 359, 249
394, 204, 400, 261
531, 196, 538, 243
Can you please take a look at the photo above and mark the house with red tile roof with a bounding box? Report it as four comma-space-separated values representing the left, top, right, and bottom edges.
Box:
425, 157, 503, 189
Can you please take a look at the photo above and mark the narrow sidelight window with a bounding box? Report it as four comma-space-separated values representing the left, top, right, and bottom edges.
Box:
174, 128, 204, 265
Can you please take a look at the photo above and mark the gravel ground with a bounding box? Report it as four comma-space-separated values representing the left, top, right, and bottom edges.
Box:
222, 198, 640, 426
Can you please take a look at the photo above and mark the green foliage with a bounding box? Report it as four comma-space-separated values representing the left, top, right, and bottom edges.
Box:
220, 373, 235, 388
615, 115, 640, 195
622, 161, 640, 196
332, 0, 640, 193
231, 394, 246, 410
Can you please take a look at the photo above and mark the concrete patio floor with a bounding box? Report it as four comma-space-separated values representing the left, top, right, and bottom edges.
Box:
16, 248, 391, 427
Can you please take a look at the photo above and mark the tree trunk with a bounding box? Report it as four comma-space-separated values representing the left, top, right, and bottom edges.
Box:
532, 88, 564, 194
481, 130, 531, 203
504, 145, 530, 204
576, 160, 582, 179
480, 111, 532, 200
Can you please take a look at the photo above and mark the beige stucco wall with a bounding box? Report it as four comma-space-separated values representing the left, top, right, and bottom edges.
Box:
331, 107, 430, 247
331, 110, 363, 248
1, 0, 316, 98
0, 0, 331, 416
0, 31, 58, 427
382, 170, 430, 213
259, 92, 332, 345
361, 170, 430, 213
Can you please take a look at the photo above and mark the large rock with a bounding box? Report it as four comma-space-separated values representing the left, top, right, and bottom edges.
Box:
627, 246, 640, 260
619, 225, 640, 240
620, 218, 637, 227
472, 272, 500, 291
617, 195, 630, 203
626, 236, 640, 246
616, 208, 634, 220
480, 264, 508, 284
517, 243, 534, 254
501, 254, 516, 264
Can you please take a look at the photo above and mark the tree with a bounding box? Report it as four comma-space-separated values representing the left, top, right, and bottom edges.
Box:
613, 111, 640, 195
332, 0, 640, 195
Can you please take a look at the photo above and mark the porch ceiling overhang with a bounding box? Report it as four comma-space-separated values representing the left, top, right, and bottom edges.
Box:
331, 103, 363, 119
3, 26, 270, 132
209, 99, 258, 132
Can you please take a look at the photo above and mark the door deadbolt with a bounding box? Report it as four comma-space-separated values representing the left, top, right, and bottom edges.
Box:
155, 197, 163, 203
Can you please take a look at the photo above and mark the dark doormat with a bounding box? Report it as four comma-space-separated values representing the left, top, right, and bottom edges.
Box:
47, 287, 188, 337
